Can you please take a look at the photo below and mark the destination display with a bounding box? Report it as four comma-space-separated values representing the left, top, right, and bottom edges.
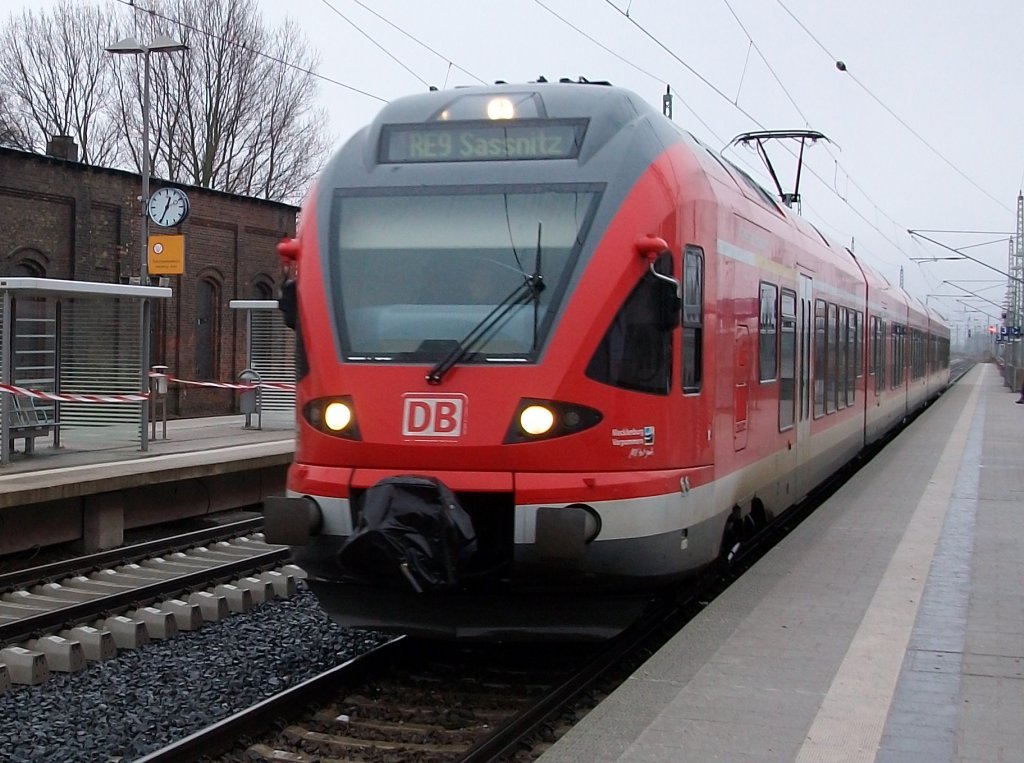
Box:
380, 119, 587, 163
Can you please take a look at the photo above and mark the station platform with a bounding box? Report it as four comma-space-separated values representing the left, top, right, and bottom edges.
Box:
0, 411, 294, 501
0, 411, 295, 556
539, 362, 1022, 763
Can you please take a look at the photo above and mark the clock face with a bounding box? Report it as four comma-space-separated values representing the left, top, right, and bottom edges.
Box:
147, 187, 190, 227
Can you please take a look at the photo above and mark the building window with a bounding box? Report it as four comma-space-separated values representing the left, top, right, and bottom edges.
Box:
196, 277, 220, 380
4, 247, 48, 277
251, 278, 274, 301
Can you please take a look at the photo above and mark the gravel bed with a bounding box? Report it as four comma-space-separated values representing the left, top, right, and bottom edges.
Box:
0, 586, 391, 762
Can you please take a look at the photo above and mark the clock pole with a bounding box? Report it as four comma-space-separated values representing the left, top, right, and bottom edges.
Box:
140, 48, 151, 282
105, 35, 188, 452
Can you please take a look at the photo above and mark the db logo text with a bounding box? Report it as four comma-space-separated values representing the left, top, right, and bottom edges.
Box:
402, 394, 467, 437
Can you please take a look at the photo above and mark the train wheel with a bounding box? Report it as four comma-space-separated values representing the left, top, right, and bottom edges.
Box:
721, 509, 744, 567
750, 498, 768, 532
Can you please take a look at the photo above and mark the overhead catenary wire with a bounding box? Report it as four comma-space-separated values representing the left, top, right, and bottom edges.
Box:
529, 0, 727, 146
341, 0, 487, 86
316, 0, 431, 88
774, 0, 1012, 216
722, 0, 811, 126
113, 0, 387, 102
600, 0, 923, 275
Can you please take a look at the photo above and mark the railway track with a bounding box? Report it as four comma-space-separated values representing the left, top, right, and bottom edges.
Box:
0, 518, 302, 690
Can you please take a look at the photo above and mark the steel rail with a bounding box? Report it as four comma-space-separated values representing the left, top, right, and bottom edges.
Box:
132, 636, 409, 763
0, 515, 264, 591
0, 545, 288, 645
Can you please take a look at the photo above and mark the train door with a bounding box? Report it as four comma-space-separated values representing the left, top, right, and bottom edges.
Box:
733, 325, 750, 451
795, 274, 813, 497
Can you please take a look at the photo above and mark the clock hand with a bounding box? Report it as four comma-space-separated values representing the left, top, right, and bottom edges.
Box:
161, 197, 172, 224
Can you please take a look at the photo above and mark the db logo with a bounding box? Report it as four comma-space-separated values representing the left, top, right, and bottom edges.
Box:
402, 394, 466, 438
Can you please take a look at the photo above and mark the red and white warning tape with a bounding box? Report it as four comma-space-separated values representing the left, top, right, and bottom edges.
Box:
166, 376, 296, 391
0, 383, 150, 404
0, 376, 296, 404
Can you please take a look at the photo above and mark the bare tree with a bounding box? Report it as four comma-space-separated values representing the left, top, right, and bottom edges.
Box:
114, 0, 331, 202
0, 88, 31, 149
1, 0, 331, 203
0, 0, 123, 165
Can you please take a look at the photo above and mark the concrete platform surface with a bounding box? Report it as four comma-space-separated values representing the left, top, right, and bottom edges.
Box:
0, 411, 295, 508
538, 363, 1023, 763
0, 411, 296, 555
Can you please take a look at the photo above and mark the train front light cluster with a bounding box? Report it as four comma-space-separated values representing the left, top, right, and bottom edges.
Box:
505, 399, 602, 444
305, 396, 361, 440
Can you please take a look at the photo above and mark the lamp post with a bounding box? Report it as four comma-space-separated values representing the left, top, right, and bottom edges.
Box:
105, 35, 187, 450
105, 35, 187, 282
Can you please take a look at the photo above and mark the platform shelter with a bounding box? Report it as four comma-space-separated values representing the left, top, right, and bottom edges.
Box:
0, 277, 171, 465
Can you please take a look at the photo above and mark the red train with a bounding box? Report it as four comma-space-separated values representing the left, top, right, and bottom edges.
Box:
266, 80, 949, 640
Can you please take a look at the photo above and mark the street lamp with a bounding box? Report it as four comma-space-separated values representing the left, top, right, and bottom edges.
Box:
105, 34, 188, 282
105, 35, 187, 451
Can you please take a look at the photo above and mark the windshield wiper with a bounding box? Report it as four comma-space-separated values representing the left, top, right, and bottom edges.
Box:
426, 225, 545, 385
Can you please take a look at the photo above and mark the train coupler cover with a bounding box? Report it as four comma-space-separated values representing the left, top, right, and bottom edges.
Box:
337, 475, 477, 593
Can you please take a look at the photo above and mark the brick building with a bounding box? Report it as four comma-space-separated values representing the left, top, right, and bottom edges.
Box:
0, 143, 298, 417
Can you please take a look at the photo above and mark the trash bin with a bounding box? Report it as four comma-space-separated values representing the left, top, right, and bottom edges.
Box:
238, 368, 262, 429
150, 365, 169, 395
150, 365, 169, 439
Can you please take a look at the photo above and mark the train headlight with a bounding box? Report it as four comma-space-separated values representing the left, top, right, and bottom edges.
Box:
505, 399, 603, 444
520, 405, 555, 435
324, 401, 352, 431
487, 97, 515, 120
304, 396, 361, 440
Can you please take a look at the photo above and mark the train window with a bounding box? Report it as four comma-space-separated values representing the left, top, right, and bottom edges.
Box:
847, 307, 856, 407
836, 306, 848, 411
874, 319, 886, 395
682, 246, 704, 393
759, 282, 778, 382
891, 323, 905, 388
813, 299, 826, 418
868, 316, 877, 377
779, 289, 796, 430
586, 251, 673, 395
913, 329, 925, 379
330, 186, 599, 362
854, 311, 864, 378
800, 279, 811, 421
826, 302, 838, 414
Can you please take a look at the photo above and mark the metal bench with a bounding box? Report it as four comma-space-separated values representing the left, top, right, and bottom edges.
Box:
7, 396, 60, 454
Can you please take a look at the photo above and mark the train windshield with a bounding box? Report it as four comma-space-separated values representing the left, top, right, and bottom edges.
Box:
330, 186, 600, 362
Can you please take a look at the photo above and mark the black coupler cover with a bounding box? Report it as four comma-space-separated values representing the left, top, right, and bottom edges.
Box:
337, 475, 477, 592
